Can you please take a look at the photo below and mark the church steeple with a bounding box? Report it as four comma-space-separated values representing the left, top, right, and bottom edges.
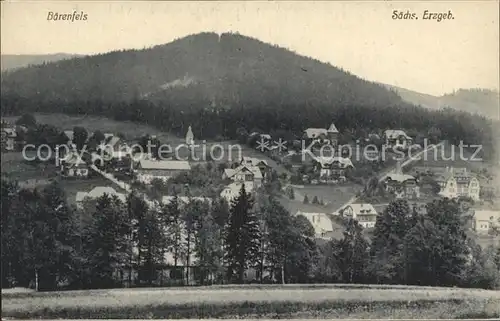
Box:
186, 125, 194, 146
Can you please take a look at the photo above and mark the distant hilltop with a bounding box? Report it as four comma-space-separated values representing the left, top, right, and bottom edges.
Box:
1, 53, 83, 72
1, 32, 498, 121
382, 84, 500, 120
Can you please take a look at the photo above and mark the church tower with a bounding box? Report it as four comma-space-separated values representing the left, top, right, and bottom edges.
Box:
186, 125, 194, 146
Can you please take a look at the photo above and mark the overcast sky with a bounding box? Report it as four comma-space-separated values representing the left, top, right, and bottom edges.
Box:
1, 1, 498, 96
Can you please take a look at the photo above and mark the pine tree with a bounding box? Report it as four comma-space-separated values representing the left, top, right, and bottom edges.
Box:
312, 195, 319, 204
303, 194, 309, 204
195, 207, 224, 285
404, 198, 470, 286
11, 182, 80, 291
161, 194, 184, 275
369, 199, 415, 284
225, 184, 261, 283
82, 194, 131, 288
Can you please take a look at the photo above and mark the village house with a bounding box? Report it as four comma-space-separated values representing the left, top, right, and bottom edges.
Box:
296, 211, 334, 239
303, 123, 339, 145
473, 210, 500, 234
313, 156, 354, 181
97, 135, 132, 159
220, 181, 254, 202
240, 156, 271, 177
223, 164, 263, 188
384, 162, 420, 199
433, 167, 481, 201
135, 159, 191, 184
75, 186, 127, 208
1, 126, 17, 151
383, 129, 413, 149
60, 151, 90, 178
341, 203, 378, 228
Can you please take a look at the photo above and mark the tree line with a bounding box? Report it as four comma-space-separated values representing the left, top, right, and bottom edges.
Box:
2, 177, 500, 290
1, 96, 496, 162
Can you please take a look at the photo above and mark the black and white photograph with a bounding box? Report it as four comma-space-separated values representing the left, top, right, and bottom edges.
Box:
1, 0, 499, 319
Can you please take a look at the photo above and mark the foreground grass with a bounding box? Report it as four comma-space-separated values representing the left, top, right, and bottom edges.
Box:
3, 285, 500, 319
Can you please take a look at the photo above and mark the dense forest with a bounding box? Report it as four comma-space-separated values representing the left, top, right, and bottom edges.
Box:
2, 178, 500, 290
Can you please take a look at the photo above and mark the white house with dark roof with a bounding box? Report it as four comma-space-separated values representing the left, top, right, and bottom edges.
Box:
341, 203, 378, 228
135, 159, 191, 184
383, 129, 413, 149
296, 211, 334, 239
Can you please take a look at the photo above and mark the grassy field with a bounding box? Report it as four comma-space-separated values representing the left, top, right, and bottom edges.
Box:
2, 284, 500, 319
1, 151, 58, 183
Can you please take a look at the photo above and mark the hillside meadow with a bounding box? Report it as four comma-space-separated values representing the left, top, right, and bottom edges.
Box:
2, 284, 500, 319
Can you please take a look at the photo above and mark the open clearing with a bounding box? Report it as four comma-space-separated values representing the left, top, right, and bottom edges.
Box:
2, 284, 499, 319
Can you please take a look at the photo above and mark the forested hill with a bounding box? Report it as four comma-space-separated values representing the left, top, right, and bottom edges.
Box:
1, 32, 404, 109
384, 85, 500, 120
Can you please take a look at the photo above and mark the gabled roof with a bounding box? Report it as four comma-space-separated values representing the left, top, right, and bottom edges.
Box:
304, 128, 328, 138
63, 130, 74, 141
474, 210, 500, 222
76, 186, 127, 204
2, 127, 17, 137
138, 160, 191, 171
241, 156, 269, 167
344, 203, 378, 216
296, 211, 334, 236
384, 129, 412, 140
224, 165, 263, 179
327, 123, 339, 133
386, 173, 416, 183
105, 136, 121, 147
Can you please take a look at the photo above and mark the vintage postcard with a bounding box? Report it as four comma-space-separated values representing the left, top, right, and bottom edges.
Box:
1, 0, 499, 319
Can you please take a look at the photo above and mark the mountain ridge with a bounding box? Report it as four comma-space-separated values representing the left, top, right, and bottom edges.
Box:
1, 32, 497, 120
382, 84, 499, 120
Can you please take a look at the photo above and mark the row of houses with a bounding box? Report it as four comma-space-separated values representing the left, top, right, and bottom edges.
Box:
297, 204, 500, 239
383, 162, 483, 201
